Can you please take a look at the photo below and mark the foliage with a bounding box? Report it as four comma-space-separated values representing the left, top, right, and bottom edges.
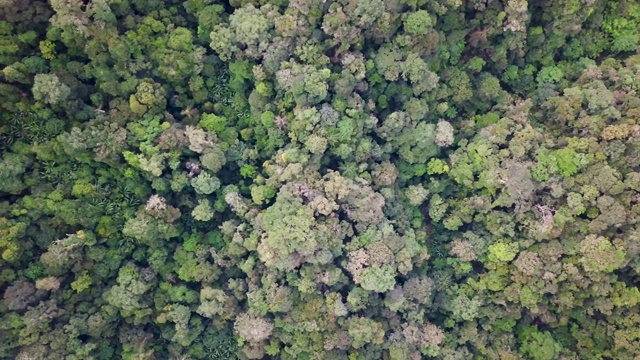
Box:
1, 1, 640, 359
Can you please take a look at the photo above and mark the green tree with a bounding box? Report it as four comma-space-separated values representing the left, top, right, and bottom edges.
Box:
32, 73, 70, 105
404, 10, 433, 36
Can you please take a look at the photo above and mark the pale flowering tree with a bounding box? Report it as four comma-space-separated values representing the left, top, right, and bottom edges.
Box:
234, 310, 274, 358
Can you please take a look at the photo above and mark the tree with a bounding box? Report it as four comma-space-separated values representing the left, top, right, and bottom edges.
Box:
191, 172, 221, 195
234, 310, 273, 350
579, 235, 626, 273
404, 10, 433, 36
518, 326, 562, 360
32, 73, 70, 105
192, 199, 214, 221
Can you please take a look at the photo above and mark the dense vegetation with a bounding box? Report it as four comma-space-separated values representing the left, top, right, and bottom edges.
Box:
1, 0, 640, 359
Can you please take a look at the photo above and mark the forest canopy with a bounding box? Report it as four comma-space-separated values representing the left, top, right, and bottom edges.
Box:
1, 0, 640, 359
